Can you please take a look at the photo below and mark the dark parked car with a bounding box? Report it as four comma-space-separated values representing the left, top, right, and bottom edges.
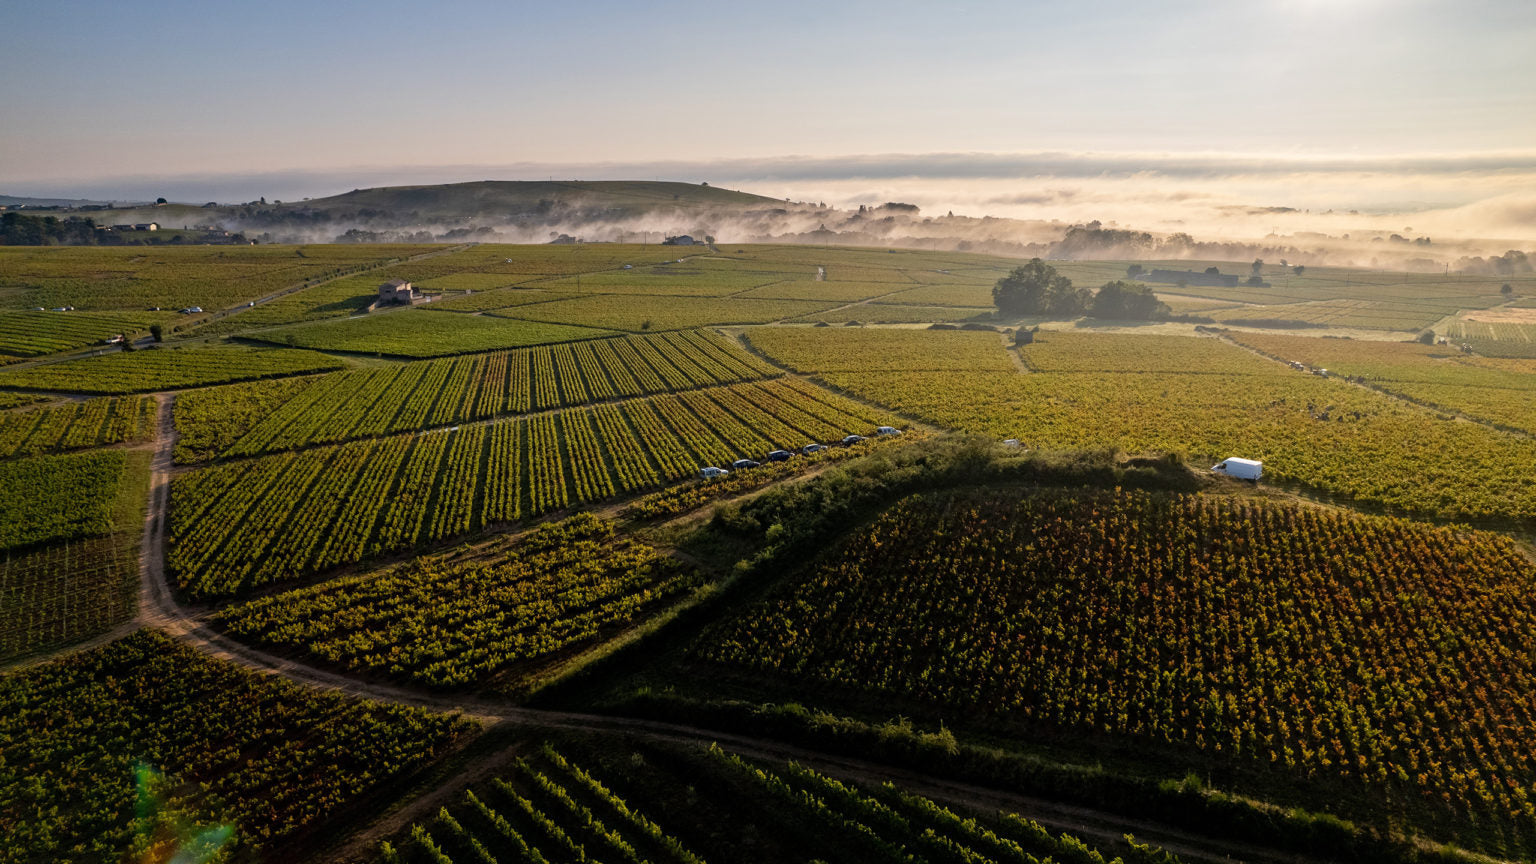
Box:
802, 443, 825, 455
731, 459, 761, 470
841, 435, 866, 446
765, 450, 793, 462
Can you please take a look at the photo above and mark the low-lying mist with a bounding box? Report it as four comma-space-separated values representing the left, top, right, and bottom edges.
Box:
43, 151, 1536, 270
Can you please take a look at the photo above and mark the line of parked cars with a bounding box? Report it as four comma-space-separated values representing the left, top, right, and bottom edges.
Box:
698, 427, 902, 480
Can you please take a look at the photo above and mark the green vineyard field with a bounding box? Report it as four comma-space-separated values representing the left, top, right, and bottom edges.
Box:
250, 307, 615, 357
696, 488, 1536, 836
790, 304, 995, 324
0, 310, 176, 360
0, 451, 147, 662
493, 294, 836, 332
172, 375, 322, 463
0, 395, 153, 458
1228, 331, 1536, 434
422, 287, 579, 313
0, 630, 473, 861
749, 328, 1536, 521
187, 330, 783, 460
216, 515, 697, 688
0, 244, 440, 312
380, 736, 1169, 864
0, 346, 345, 394
168, 378, 893, 596
0, 450, 127, 551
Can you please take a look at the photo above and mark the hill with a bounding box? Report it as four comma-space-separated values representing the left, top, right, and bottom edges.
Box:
299, 179, 785, 219
61, 180, 812, 245
0, 194, 132, 208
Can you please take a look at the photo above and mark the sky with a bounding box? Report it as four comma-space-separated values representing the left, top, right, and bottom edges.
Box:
3, 0, 1534, 239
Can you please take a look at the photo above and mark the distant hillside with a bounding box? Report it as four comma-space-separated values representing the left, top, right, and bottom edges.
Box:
69, 180, 805, 243
0, 194, 135, 208
301, 180, 785, 218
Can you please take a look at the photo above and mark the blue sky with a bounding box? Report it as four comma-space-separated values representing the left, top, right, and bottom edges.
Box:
3, 0, 1534, 233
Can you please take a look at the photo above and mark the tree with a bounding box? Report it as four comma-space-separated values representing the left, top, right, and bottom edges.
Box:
1252, 259, 1264, 275
1293, 265, 1306, 276
1126, 263, 1145, 277
1049, 284, 1092, 317
149, 324, 164, 342
1502, 283, 1514, 295
1090, 281, 1171, 321
155, 197, 167, 205
993, 259, 1084, 317
1204, 266, 1221, 276
1417, 330, 1436, 345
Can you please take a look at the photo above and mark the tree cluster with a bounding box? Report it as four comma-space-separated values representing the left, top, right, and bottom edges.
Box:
993, 259, 1171, 321
0, 212, 100, 245
1090, 280, 1172, 320
992, 259, 1091, 316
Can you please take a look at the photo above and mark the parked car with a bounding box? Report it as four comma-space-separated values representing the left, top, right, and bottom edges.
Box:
842, 435, 866, 446
802, 443, 825, 455
699, 466, 728, 480
731, 459, 761, 470
876, 426, 901, 436
766, 450, 793, 462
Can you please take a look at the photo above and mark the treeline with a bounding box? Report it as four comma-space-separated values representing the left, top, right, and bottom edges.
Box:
1454, 249, 1532, 276
0, 212, 100, 245
993, 258, 1198, 322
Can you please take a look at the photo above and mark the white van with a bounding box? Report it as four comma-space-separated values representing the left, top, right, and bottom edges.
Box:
1211, 457, 1263, 481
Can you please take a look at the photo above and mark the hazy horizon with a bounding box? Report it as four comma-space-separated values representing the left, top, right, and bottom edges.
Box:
9, 149, 1536, 247
5, 0, 1534, 244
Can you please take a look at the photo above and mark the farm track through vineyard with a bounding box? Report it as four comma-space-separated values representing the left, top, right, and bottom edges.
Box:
116, 391, 1351, 864
1218, 332, 1536, 442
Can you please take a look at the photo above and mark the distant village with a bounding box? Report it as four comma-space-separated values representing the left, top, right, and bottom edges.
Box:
0, 204, 253, 245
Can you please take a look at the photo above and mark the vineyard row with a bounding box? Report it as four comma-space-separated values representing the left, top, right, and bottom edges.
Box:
0, 395, 154, 459
206, 329, 781, 459
169, 378, 891, 597
215, 515, 692, 689
382, 739, 1149, 864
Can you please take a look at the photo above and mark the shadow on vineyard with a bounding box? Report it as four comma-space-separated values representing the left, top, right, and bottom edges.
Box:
529, 437, 1536, 862
374, 728, 1191, 864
